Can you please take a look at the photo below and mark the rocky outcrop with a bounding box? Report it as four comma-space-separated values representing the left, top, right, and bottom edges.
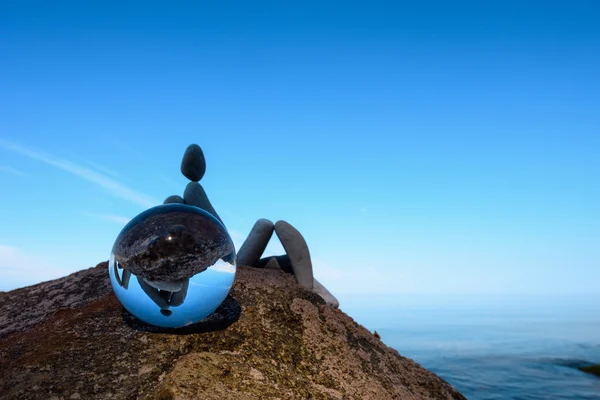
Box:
0, 263, 465, 400
0, 262, 110, 338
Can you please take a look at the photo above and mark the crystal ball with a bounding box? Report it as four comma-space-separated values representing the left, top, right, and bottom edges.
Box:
108, 204, 236, 328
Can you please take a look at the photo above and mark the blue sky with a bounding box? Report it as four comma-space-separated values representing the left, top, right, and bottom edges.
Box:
0, 1, 599, 299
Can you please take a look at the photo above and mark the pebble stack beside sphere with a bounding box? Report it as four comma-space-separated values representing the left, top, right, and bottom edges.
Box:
178, 143, 225, 228
171, 144, 335, 306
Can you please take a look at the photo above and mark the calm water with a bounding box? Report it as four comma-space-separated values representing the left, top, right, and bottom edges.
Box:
341, 295, 600, 400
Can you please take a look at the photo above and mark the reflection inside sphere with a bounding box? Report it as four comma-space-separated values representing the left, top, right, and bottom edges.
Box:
108, 204, 236, 328
109, 256, 235, 328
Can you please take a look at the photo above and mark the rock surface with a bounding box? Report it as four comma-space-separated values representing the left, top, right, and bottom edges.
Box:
0, 263, 110, 338
275, 220, 314, 289
183, 182, 224, 226
237, 219, 275, 267
0, 263, 465, 400
180, 144, 206, 182
163, 195, 184, 204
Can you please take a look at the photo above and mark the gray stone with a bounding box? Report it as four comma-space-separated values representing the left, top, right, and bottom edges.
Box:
183, 182, 224, 226
237, 219, 274, 267
274, 220, 314, 289
255, 255, 293, 273
181, 144, 206, 182
163, 195, 184, 204
313, 278, 339, 308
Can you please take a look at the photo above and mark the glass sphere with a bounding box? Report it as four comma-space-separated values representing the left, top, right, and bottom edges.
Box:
108, 204, 236, 328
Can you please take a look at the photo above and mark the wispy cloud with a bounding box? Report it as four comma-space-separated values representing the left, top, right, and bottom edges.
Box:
65, 151, 121, 179
79, 211, 131, 225
0, 139, 158, 208
0, 165, 29, 177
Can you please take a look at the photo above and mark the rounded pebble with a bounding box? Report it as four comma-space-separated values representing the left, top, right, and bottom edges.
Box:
181, 144, 206, 182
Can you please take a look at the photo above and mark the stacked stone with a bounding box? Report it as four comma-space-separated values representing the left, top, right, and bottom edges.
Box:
163, 144, 225, 227
162, 144, 337, 307
237, 218, 339, 308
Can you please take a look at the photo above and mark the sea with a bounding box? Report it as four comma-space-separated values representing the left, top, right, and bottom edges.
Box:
340, 294, 600, 400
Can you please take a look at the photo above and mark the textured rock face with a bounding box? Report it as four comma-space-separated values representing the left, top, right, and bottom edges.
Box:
180, 144, 206, 182
183, 182, 224, 226
0, 262, 110, 338
237, 219, 275, 267
0, 264, 465, 400
256, 257, 336, 307
274, 220, 314, 289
